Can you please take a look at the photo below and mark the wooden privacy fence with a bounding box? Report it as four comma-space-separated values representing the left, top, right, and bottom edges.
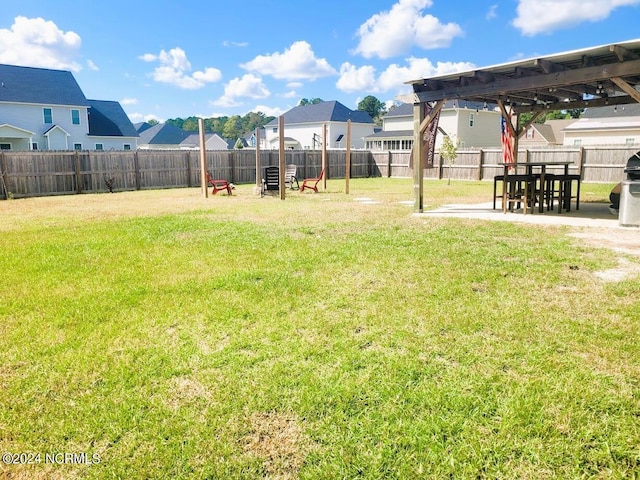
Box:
373, 145, 637, 184
0, 149, 376, 199
0, 146, 636, 199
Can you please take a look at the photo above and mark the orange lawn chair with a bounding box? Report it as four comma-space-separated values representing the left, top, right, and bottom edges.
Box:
300, 168, 325, 193
205, 171, 232, 195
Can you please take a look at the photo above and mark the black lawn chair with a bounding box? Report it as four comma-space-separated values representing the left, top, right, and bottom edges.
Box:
261, 166, 280, 197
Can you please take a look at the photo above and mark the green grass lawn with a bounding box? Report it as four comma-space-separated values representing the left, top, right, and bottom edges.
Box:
0, 179, 638, 479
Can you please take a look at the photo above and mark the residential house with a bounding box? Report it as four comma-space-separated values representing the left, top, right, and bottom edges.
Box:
519, 119, 575, 147
364, 101, 502, 151
136, 122, 190, 149
239, 127, 265, 149
136, 122, 230, 150
181, 132, 230, 150
562, 103, 640, 146
263, 101, 375, 150
0, 63, 137, 150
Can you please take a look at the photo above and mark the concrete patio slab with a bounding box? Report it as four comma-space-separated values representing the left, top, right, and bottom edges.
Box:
416, 201, 628, 229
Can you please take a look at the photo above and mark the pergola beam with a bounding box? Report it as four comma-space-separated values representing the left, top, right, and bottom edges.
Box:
610, 77, 640, 103
412, 59, 640, 103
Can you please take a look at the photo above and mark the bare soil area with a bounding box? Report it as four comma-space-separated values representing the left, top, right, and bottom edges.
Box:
569, 228, 640, 282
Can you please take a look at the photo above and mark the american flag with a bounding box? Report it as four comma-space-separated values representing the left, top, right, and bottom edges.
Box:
500, 116, 514, 167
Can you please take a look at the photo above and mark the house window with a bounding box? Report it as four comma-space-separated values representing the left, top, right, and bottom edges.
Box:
0, 143, 11, 150
526, 127, 534, 139
123, 144, 131, 150
272, 127, 277, 133
74, 143, 82, 150
626, 138, 635, 146
573, 139, 582, 146
71, 109, 80, 125
43, 108, 53, 124
469, 113, 475, 127
32, 142, 38, 150
95, 143, 104, 151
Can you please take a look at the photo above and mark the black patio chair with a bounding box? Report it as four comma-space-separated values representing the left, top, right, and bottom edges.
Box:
261, 166, 280, 197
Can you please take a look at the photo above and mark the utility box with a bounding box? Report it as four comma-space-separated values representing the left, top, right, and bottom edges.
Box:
619, 180, 640, 227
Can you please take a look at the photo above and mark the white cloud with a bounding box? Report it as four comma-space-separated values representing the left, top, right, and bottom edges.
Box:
212, 73, 270, 107
249, 104, 287, 117
353, 0, 463, 59
336, 57, 475, 95
513, 0, 640, 36
336, 63, 377, 93
120, 98, 138, 105
0, 16, 82, 71
140, 47, 221, 89
223, 40, 248, 47
87, 59, 99, 71
139, 53, 157, 62
127, 112, 162, 123
486, 5, 498, 20
241, 41, 337, 80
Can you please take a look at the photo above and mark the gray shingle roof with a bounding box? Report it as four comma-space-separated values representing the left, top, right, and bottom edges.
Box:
0, 63, 89, 106
384, 100, 497, 118
365, 129, 413, 139
582, 103, 640, 118
137, 123, 191, 145
266, 101, 374, 126
87, 100, 138, 137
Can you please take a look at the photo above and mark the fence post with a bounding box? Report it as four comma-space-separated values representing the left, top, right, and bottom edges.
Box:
1, 150, 8, 199
578, 146, 585, 177
74, 150, 82, 194
134, 151, 142, 190
477, 149, 484, 181
229, 151, 235, 183
387, 151, 392, 177
184, 152, 191, 188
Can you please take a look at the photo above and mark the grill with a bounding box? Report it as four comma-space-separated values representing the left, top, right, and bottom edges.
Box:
619, 151, 640, 226
624, 152, 640, 180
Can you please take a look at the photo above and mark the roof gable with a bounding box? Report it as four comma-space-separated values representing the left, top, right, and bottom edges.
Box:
384, 100, 498, 119
267, 101, 374, 126
137, 123, 191, 145
0, 64, 89, 107
87, 100, 138, 137
582, 103, 640, 118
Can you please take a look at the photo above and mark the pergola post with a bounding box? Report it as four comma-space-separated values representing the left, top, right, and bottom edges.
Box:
413, 99, 446, 213
278, 115, 285, 200
255, 127, 261, 189
413, 102, 425, 212
198, 118, 208, 198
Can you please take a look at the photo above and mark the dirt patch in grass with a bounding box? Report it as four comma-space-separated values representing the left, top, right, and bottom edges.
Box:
569, 228, 640, 282
242, 412, 314, 479
166, 376, 210, 410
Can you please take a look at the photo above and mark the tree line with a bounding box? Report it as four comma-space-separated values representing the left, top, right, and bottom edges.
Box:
163, 95, 390, 141
165, 112, 275, 141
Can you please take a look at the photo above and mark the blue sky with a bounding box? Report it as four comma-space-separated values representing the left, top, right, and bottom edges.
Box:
1, 0, 639, 123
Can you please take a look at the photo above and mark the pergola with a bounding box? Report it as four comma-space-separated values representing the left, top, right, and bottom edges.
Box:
403, 38, 640, 212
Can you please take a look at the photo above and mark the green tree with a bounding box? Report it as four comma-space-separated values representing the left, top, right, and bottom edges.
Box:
299, 98, 323, 106
181, 117, 199, 132
147, 119, 159, 126
440, 135, 459, 186
357, 95, 386, 124
222, 115, 243, 139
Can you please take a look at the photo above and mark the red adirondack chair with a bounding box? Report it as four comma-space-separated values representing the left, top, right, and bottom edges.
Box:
205, 171, 232, 195
300, 168, 325, 193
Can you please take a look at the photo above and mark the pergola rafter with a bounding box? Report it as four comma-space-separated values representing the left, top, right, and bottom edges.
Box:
402, 39, 640, 212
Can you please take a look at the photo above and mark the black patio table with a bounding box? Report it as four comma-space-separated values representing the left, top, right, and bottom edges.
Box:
499, 161, 572, 213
